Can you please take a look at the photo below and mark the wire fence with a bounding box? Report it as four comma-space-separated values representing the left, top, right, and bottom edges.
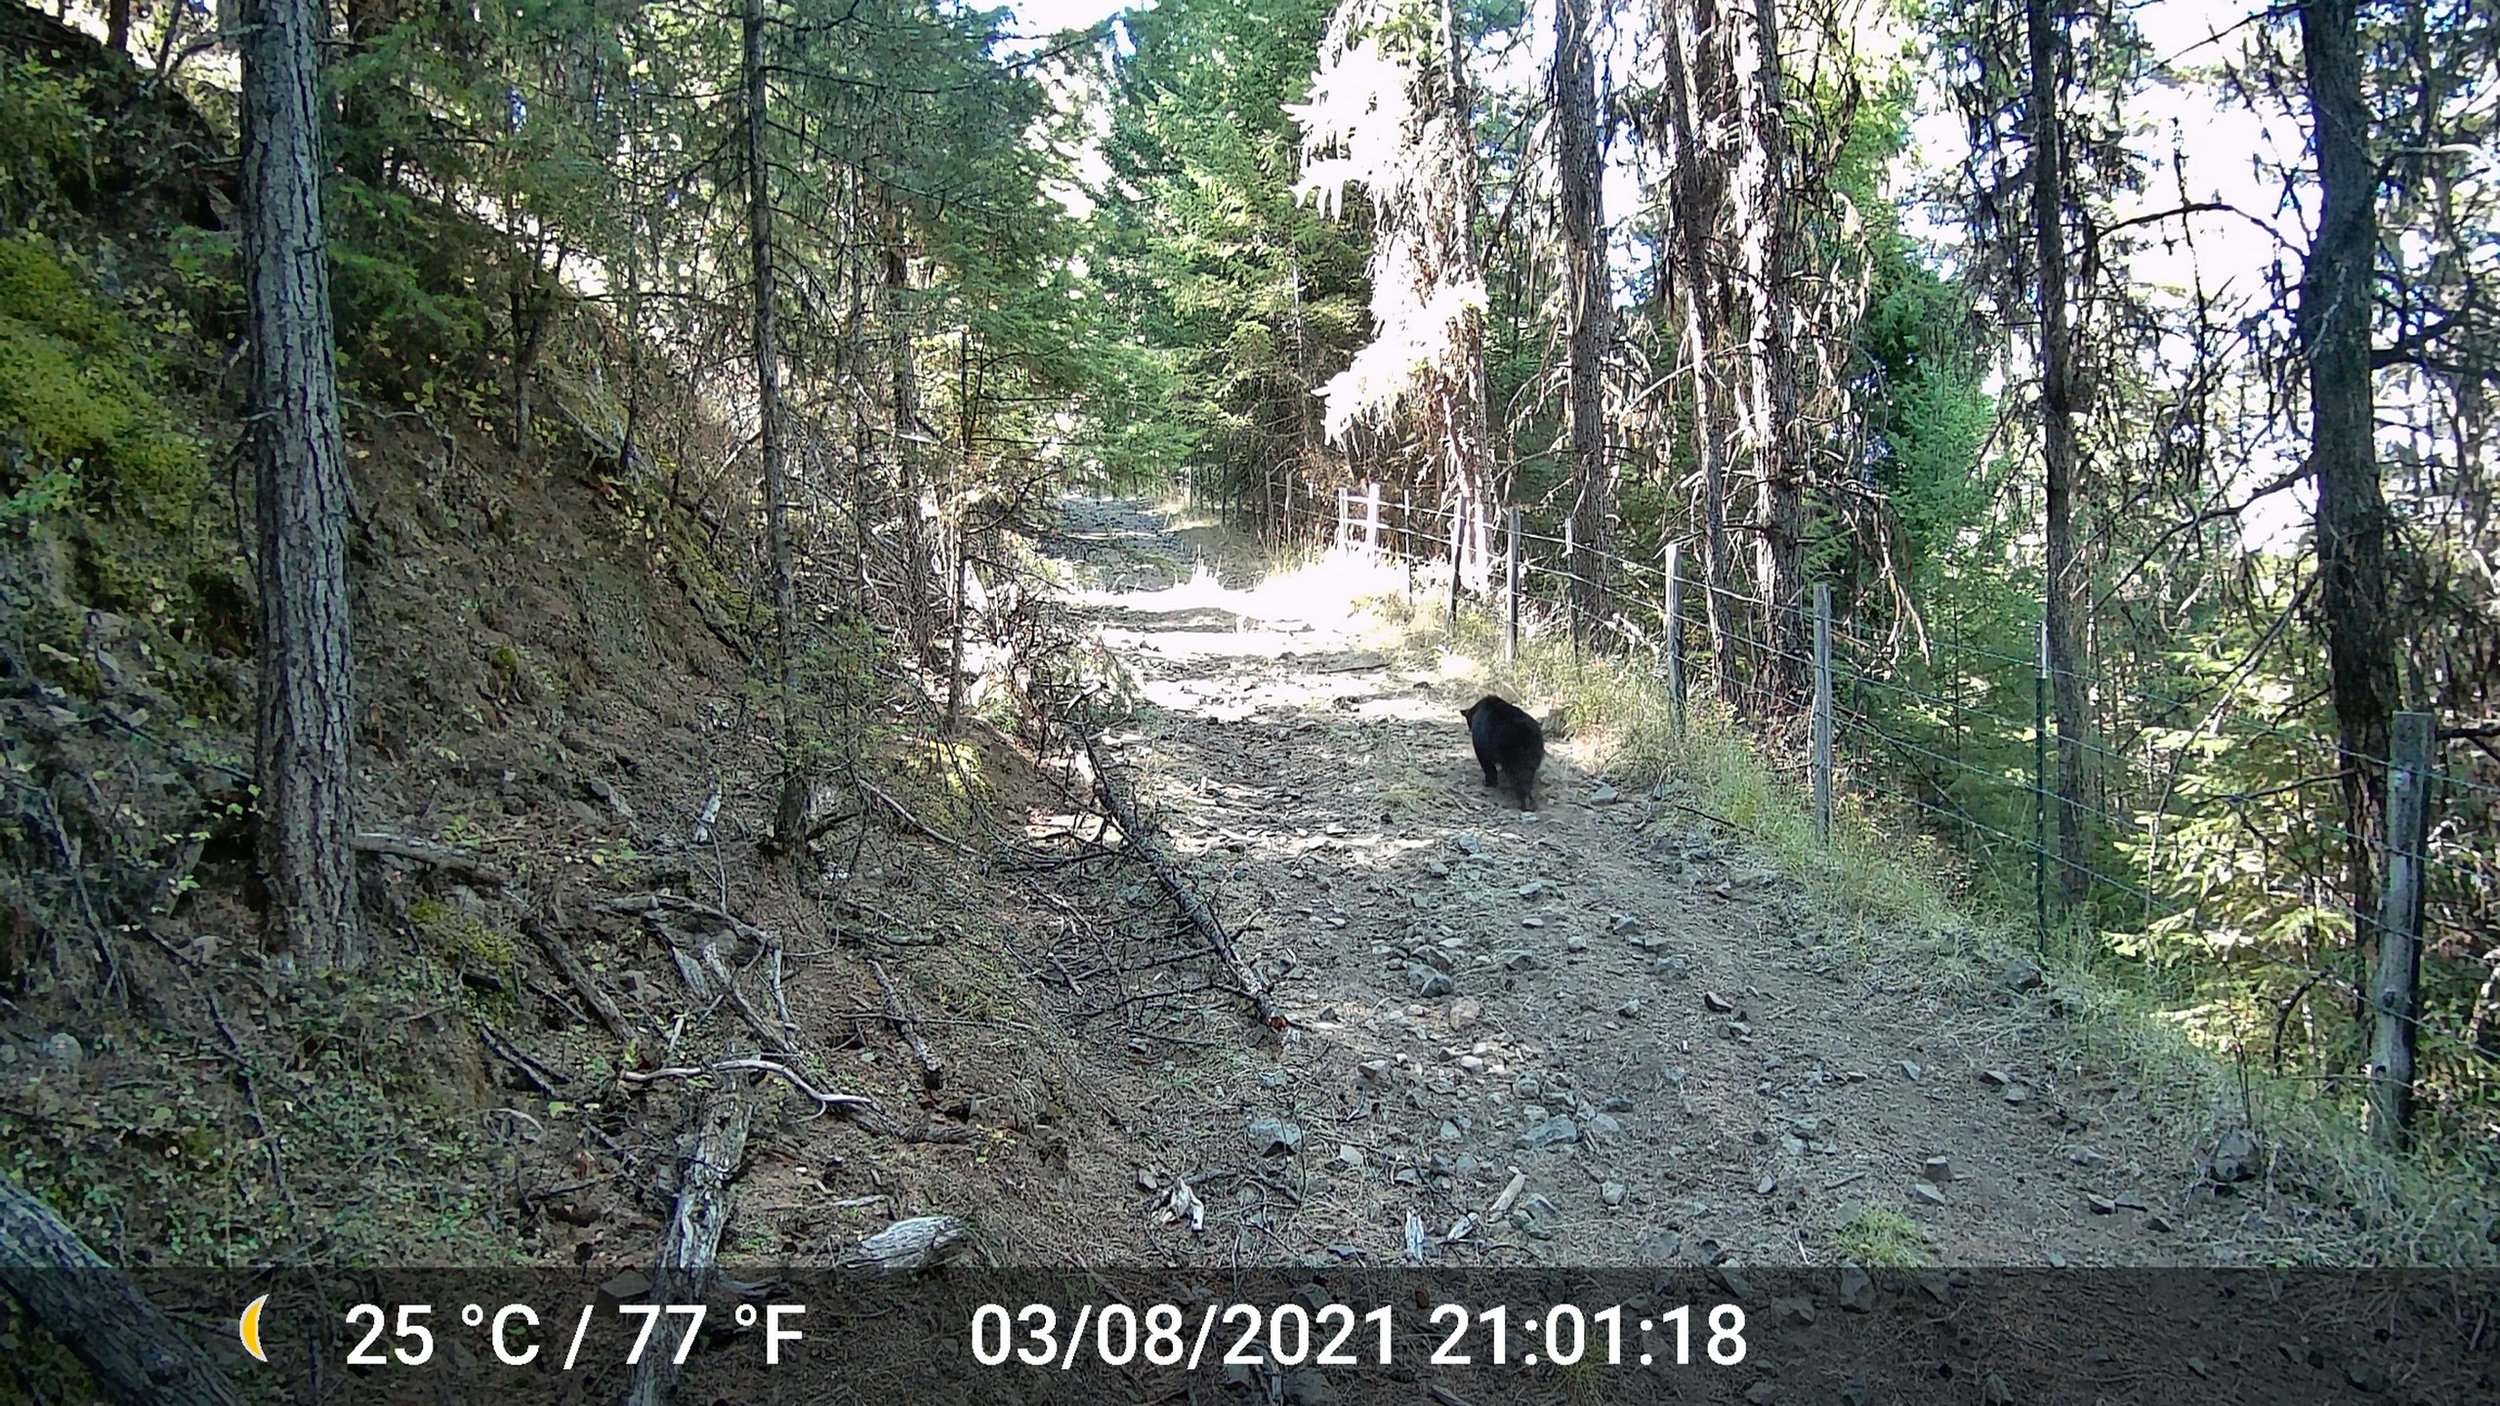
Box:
1260, 479, 2500, 1136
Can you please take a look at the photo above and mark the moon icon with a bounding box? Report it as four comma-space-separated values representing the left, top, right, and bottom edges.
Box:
238, 1294, 270, 1363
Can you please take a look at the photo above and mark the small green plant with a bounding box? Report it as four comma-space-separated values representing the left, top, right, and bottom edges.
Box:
408, 897, 521, 1015
1833, 1204, 1929, 1268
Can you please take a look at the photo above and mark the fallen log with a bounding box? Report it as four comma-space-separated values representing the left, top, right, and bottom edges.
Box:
593, 892, 775, 948
835, 1214, 972, 1271
352, 831, 514, 886
0, 1175, 244, 1406
1081, 731, 1286, 1031
525, 919, 634, 1042
870, 958, 945, 1091
619, 1093, 750, 1406
618, 1059, 876, 1116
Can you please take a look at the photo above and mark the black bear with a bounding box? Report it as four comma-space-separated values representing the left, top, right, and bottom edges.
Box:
1462, 695, 1545, 811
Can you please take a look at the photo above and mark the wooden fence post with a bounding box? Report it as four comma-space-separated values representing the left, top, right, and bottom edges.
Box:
1664, 541, 1685, 734
1504, 507, 1521, 663
2034, 616, 2051, 944
1364, 481, 1382, 556
1564, 514, 1581, 656
1336, 487, 1349, 551
1812, 583, 1833, 842
2368, 710, 2435, 1147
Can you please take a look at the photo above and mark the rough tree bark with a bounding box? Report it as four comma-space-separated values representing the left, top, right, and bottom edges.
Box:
1738, 0, 1808, 707
2027, 0, 2088, 902
618, 1095, 751, 1406
242, 0, 359, 966
1557, 0, 1611, 637
1662, 0, 1739, 700
0, 1176, 244, 1406
745, 0, 807, 851
1431, 0, 1499, 597
2296, 0, 2397, 965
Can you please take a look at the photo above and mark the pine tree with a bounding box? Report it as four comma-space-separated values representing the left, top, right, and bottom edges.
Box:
240, 0, 358, 966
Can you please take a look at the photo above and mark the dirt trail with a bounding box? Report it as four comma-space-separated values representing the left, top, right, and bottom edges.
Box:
1049, 496, 2249, 1269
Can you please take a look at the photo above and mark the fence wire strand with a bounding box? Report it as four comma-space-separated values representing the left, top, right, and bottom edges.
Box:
1294, 495, 2492, 1070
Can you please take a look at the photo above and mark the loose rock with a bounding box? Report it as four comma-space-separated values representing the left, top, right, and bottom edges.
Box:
1520, 1116, 1580, 1149
2344, 1359, 2389, 1394
2209, 1130, 2260, 1184
1836, 1268, 1877, 1313
1248, 1117, 1305, 1156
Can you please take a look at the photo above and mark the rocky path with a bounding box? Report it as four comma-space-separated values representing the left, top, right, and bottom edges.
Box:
1050, 497, 2237, 1269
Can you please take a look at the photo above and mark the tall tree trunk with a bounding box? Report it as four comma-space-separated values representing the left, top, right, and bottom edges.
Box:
2297, 0, 2397, 974
947, 330, 979, 736
241, 0, 358, 967
1663, 0, 1739, 700
1737, 0, 1807, 707
2027, 0, 2088, 903
886, 216, 940, 671
106, 0, 129, 53
745, 0, 806, 850
1557, 0, 1610, 638
1433, 0, 1499, 596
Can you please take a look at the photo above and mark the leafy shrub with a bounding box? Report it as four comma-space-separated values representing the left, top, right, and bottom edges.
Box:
0, 58, 99, 226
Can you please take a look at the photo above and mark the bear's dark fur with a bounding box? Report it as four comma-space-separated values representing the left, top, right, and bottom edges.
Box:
1462, 695, 1545, 810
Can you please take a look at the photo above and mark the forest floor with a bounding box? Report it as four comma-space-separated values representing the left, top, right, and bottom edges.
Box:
1035, 495, 2297, 1270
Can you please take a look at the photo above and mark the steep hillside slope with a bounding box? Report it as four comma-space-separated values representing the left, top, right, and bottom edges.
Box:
0, 11, 1187, 1277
